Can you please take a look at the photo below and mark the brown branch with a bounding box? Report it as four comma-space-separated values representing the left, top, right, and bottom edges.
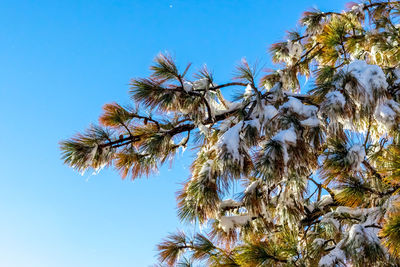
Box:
363, 1, 400, 10
210, 82, 247, 90
364, 115, 372, 149
363, 159, 383, 180
365, 224, 382, 229
171, 130, 191, 150
99, 105, 242, 150
120, 122, 133, 137
130, 113, 160, 129
361, 160, 400, 196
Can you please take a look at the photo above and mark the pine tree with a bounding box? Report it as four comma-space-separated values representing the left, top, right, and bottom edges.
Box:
61, 1, 400, 266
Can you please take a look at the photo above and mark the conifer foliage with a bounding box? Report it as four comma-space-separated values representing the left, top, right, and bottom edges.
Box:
61, 1, 400, 266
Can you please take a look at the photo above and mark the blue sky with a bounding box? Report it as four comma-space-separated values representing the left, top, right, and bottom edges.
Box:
0, 1, 348, 266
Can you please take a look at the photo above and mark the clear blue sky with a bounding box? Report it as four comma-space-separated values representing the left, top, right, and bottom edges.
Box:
0, 1, 348, 266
